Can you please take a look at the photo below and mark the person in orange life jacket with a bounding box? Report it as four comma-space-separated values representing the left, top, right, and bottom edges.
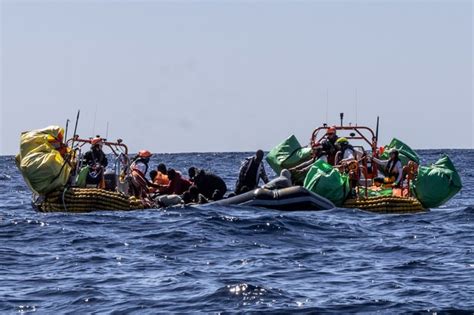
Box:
372, 149, 404, 187
155, 163, 170, 185
334, 137, 356, 165
83, 137, 108, 186
325, 126, 339, 165
148, 164, 170, 193
129, 150, 160, 198
235, 150, 269, 194
158, 169, 192, 195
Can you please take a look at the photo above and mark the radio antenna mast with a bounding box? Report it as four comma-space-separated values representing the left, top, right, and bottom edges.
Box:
355, 88, 358, 126
325, 88, 329, 124
92, 104, 98, 136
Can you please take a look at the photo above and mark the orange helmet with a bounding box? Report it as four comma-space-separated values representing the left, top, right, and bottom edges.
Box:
327, 126, 337, 135
138, 150, 152, 158
91, 137, 103, 145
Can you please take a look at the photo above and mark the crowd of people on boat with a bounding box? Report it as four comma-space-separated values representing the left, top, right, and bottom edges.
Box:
79, 138, 275, 206
79, 127, 404, 206
290, 126, 404, 188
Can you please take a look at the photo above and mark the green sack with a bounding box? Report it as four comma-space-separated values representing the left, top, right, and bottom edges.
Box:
358, 187, 393, 198
303, 159, 350, 206
413, 155, 462, 208
76, 166, 90, 188
380, 138, 420, 165
266, 135, 312, 174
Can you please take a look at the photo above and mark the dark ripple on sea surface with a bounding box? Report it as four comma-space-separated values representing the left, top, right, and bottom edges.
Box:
1, 150, 473, 313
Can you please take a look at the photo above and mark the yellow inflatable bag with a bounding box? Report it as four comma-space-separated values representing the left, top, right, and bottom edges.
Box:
16, 126, 72, 195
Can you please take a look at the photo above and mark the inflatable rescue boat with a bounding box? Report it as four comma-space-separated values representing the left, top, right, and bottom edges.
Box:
208, 186, 335, 211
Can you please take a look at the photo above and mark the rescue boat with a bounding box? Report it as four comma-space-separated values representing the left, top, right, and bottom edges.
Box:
265, 114, 462, 213
16, 126, 145, 212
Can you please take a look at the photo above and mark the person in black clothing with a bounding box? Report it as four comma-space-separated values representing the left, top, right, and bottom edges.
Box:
83, 137, 108, 186
325, 126, 339, 165
235, 150, 269, 195
193, 169, 227, 200
188, 166, 199, 183
182, 185, 209, 205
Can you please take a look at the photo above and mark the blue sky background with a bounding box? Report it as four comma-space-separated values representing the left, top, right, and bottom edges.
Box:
1, 0, 472, 155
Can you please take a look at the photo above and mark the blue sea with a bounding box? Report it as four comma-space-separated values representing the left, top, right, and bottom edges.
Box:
1, 150, 473, 313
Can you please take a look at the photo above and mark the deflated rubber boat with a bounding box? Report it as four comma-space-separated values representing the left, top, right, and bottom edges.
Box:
208, 186, 335, 211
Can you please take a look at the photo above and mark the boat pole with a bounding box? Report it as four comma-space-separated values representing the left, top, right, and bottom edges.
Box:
70, 110, 81, 149
49, 110, 80, 185
375, 116, 380, 142
64, 119, 70, 141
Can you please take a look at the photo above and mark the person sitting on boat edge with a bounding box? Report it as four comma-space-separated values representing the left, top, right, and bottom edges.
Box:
158, 169, 192, 195
334, 137, 356, 165
235, 150, 269, 195
182, 185, 209, 205
371, 149, 403, 187
129, 150, 159, 199
288, 141, 330, 185
83, 137, 108, 187
192, 168, 227, 200
148, 170, 159, 194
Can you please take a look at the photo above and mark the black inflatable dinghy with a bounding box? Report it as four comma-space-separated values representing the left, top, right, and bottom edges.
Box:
209, 186, 335, 211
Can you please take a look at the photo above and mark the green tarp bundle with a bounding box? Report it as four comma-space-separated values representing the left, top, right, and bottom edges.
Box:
266, 135, 312, 174
380, 138, 420, 165
413, 155, 462, 208
358, 187, 393, 198
303, 159, 350, 206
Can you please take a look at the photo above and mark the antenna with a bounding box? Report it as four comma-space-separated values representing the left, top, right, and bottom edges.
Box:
355, 88, 358, 126
92, 104, 98, 136
325, 88, 329, 124
106, 121, 109, 139
64, 119, 70, 140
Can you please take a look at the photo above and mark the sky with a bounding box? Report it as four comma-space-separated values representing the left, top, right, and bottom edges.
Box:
1, 0, 472, 155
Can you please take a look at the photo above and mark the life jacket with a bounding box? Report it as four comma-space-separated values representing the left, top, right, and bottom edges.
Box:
154, 171, 170, 186
385, 158, 400, 176
336, 145, 355, 164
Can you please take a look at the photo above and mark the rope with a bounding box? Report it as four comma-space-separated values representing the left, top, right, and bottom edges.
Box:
61, 187, 69, 212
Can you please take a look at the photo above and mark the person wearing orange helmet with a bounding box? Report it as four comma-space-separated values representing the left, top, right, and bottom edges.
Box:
82, 137, 108, 187
129, 150, 158, 198
325, 126, 339, 165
